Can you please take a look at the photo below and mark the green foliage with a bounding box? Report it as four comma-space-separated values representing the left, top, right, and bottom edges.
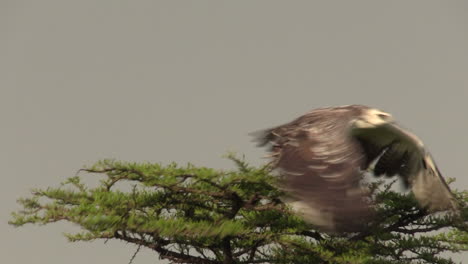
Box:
9, 154, 468, 264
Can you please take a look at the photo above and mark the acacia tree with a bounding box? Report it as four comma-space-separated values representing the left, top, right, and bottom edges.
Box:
9, 154, 468, 264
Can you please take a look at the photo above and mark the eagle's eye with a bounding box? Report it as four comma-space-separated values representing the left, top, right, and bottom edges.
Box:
378, 113, 390, 120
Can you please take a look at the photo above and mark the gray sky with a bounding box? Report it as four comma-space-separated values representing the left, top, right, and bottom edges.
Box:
2, 1, 467, 263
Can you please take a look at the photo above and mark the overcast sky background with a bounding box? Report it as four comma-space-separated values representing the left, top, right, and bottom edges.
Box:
2, 1, 467, 263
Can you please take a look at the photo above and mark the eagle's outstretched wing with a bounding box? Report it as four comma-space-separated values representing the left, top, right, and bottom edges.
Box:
255, 106, 372, 232
353, 121, 458, 212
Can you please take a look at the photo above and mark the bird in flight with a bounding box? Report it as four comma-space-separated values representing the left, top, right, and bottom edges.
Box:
254, 105, 458, 232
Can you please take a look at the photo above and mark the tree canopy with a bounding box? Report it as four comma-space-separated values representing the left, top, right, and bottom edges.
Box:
9, 154, 468, 264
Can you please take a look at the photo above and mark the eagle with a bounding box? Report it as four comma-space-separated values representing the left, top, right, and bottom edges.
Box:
254, 105, 458, 232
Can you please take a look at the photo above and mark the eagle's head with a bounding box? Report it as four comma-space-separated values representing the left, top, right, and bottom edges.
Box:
353, 108, 394, 129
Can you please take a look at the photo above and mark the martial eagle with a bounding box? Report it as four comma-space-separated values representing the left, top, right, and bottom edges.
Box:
254, 105, 458, 232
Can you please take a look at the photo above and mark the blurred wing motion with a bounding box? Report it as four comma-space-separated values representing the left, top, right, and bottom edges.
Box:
254, 105, 458, 232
